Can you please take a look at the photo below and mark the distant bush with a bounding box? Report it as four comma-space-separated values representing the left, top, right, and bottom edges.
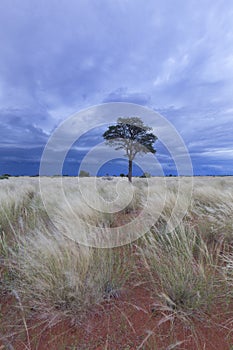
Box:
79, 170, 90, 177
140, 172, 151, 178
0, 174, 9, 180
102, 176, 113, 181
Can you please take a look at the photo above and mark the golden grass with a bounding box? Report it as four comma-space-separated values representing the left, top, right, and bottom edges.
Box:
0, 176, 232, 341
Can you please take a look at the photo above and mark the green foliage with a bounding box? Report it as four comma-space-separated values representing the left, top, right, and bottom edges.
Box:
103, 117, 157, 159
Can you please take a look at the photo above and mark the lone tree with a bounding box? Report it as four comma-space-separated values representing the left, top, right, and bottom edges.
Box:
103, 117, 157, 182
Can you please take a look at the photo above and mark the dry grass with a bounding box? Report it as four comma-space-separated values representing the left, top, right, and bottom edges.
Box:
11, 229, 132, 323
139, 223, 224, 317
0, 176, 233, 348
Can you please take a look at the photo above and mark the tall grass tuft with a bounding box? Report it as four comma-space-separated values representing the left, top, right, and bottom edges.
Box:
139, 222, 224, 317
10, 227, 132, 322
222, 253, 233, 298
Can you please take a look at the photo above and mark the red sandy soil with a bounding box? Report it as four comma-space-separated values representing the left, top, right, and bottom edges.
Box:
1, 282, 232, 350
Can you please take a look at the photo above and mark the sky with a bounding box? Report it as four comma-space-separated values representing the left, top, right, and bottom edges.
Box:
0, 0, 233, 176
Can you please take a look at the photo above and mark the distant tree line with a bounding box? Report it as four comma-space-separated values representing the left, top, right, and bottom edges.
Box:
0, 174, 10, 180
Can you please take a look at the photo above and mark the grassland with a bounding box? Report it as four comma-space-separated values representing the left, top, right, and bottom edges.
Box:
0, 176, 233, 349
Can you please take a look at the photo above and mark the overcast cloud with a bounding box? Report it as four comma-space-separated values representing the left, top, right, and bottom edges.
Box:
0, 0, 233, 175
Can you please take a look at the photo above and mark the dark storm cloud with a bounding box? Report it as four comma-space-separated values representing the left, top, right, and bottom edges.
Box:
0, 109, 49, 146
158, 106, 233, 174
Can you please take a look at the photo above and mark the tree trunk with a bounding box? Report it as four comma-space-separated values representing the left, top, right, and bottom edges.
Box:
128, 159, 133, 182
